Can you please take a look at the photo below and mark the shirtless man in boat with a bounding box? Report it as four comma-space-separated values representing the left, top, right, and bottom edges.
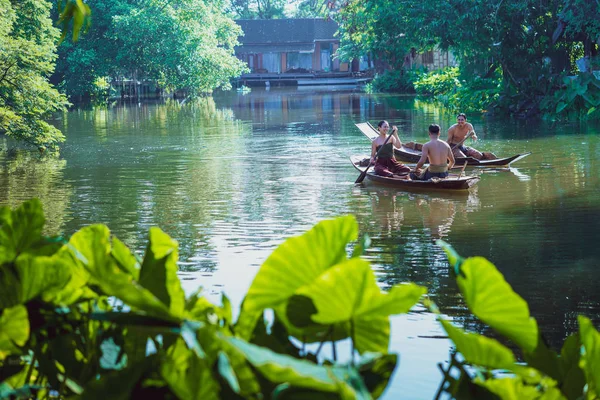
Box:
447, 113, 496, 160
411, 124, 455, 180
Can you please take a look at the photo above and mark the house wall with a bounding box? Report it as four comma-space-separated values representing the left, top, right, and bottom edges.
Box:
314, 42, 321, 71
416, 49, 458, 70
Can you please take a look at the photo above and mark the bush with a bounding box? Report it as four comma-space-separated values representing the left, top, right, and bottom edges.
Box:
413, 67, 461, 96
366, 69, 422, 93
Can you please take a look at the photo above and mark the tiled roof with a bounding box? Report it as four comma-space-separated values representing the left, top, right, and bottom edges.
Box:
235, 19, 339, 53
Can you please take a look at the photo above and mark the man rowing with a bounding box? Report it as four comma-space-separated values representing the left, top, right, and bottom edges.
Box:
410, 124, 455, 180
447, 113, 497, 160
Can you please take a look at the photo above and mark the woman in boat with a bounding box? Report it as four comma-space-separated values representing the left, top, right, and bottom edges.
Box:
370, 120, 411, 178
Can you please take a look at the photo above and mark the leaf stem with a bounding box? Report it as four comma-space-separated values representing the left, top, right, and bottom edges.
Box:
24, 353, 37, 386
330, 329, 337, 362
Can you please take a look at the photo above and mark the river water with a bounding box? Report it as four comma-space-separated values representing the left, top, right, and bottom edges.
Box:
1, 87, 599, 399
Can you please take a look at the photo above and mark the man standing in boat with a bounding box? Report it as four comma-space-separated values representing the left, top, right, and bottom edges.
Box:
411, 124, 455, 180
447, 113, 496, 160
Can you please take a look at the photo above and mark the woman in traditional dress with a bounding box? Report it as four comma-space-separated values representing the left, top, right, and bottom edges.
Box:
370, 120, 411, 178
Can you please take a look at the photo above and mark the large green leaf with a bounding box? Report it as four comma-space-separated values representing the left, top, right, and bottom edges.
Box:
160, 338, 219, 400
139, 227, 185, 318
14, 254, 71, 304
438, 242, 539, 353
439, 319, 515, 370
0, 199, 45, 264
242, 216, 358, 313
225, 336, 370, 399
0, 266, 20, 309
475, 376, 566, 400
578, 316, 600, 398
44, 245, 95, 306
68, 225, 176, 321
557, 333, 585, 399
74, 355, 157, 400
523, 334, 561, 381
357, 352, 398, 399
0, 305, 29, 360
295, 258, 425, 353
111, 237, 140, 280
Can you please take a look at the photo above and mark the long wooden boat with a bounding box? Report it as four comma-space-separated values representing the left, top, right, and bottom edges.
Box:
355, 122, 531, 167
350, 155, 480, 191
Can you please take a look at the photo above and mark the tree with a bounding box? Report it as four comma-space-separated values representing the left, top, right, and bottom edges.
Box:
227, 0, 287, 19
54, 0, 249, 99
335, 0, 600, 116
0, 0, 69, 152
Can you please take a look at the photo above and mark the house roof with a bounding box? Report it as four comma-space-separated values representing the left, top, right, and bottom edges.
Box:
235, 19, 339, 54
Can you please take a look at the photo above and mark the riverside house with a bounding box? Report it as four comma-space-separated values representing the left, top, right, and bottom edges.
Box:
234, 18, 371, 86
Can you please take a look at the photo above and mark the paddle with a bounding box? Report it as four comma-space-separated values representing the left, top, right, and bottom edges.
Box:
450, 130, 475, 151
457, 160, 468, 179
355, 126, 397, 184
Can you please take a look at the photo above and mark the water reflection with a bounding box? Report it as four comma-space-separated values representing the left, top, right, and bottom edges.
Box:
0, 150, 72, 235
1, 90, 600, 399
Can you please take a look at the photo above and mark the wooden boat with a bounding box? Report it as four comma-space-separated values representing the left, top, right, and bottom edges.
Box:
351, 155, 480, 191
355, 122, 531, 167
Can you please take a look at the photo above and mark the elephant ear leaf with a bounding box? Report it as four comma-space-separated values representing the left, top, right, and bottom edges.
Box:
296, 258, 425, 354
578, 316, 600, 398
0, 305, 29, 360
242, 215, 358, 313
437, 242, 538, 353
0, 199, 45, 264
455, 256, 538, 353
439, 319, 515, 370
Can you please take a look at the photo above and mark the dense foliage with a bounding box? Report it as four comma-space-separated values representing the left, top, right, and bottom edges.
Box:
334, 0, 600, 119
433, 241, 600, 399
0, 0, 69, 152
53, 0, 249, 100
2, 199, 600, 399
365, 70, 419, 94
0, 200, 424, 399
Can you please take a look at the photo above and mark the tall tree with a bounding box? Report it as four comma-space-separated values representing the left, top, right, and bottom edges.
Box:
0, 0, 69, 152
227, 0, 286, 19
54, 0, 249, 99
335, 0, 598, 86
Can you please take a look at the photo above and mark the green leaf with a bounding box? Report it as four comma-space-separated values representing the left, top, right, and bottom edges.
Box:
556, 101, 570, 113
14, 254, 71, 304
217, 352, 241, 394
160, 339, 219, 400
357, 352, 398, 399
523, 335, 561, 380
74, 355, 157, 400
295, 258, 425, 353
243, 216, 358, 313
225, 336, 370, 399
0, 199, 45, 264
0, 306, 29, 360
45, 246, 94, 305
578, 316, 600, 398
436, 240, 464, 275
139, 227, 185, 317
0, 266, 20, 309
557, 333, 585, 399
351, 234, 371, 258
68, 225, 176, 321
111, 237, 140, 280
439, 319, 515, 369
475, 376, 565, 400
449, 252, 538, 352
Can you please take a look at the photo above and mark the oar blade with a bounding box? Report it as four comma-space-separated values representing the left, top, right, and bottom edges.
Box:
355, 170, 368, 184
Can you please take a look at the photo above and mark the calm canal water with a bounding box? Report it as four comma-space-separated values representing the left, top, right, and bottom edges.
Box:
1, 87, 599, 399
